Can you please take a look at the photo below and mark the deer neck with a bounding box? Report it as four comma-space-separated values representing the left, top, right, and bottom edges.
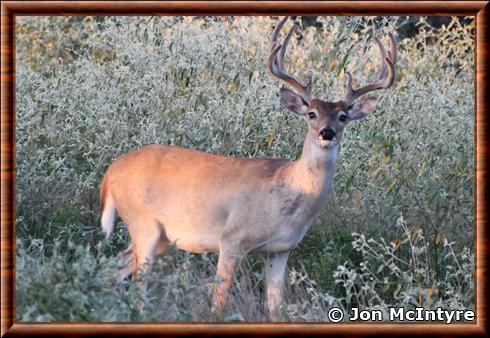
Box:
286, 134, 338, 197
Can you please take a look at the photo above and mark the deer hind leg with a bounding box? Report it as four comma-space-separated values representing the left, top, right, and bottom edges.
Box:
117, 243, 136, 282
117, 235, 170, 282
265, 252, 290, 321
124, 220, 162, 311
129, 222, 163, 278
211, 244, 245, 313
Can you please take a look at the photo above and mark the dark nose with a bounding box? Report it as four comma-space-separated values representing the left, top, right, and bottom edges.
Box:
319, 127, 336, 141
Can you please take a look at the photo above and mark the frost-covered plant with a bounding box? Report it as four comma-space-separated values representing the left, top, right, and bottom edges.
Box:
16, 239, 218, 321
333, 216, 474, 318
15, 16, 474, 321
282, 216, 473, 322
285, 268, 345, 321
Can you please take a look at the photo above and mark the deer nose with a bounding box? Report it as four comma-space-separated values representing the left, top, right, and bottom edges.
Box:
319, 127, 336, 141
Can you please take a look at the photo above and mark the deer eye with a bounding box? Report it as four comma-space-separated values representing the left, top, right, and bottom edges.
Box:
307, 112, 317, 119
339, 114, 349, 123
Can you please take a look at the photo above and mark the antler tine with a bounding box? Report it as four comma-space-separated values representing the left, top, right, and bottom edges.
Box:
388, 32, 397, 65
268, 17, 312, 98
270, 16, 288, 52
374, 37, 388, 79
345, 71, 354, 98
277, 22, 297, 69
343, 33, 397, 106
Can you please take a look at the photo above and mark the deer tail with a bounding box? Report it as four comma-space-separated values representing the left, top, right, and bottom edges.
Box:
100, 173, 115, 239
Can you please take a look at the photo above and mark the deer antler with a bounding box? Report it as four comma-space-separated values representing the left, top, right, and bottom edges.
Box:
343, 33, 397, 106
268, 17, 312, 98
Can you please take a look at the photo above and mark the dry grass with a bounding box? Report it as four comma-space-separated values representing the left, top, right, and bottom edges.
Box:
15, 16, 474, 321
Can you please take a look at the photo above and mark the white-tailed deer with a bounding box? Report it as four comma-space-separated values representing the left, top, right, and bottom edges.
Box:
100, 17, 397, 320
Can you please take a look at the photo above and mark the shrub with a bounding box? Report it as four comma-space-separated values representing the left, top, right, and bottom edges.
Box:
15, 16, 474, 321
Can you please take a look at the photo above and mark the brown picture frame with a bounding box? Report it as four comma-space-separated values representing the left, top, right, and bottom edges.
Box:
1, 1, 488, 336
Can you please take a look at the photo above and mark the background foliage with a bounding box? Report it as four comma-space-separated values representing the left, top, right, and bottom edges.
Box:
15, 16, 474, 321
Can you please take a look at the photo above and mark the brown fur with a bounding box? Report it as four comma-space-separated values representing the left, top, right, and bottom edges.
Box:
99, 172, 109, 214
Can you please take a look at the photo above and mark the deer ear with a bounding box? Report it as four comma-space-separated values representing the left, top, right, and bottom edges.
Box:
347, 96, 379, 120
280, 87, 309, 116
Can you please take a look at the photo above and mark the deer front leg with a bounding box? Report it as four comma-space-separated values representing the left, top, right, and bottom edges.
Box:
211, 246, 243, 313
265, 251, 290, 321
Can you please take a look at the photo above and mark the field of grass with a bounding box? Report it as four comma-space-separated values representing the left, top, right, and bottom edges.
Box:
15, 16, 474, 322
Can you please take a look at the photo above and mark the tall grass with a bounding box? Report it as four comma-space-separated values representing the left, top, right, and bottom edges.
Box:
15, 16, 474, 321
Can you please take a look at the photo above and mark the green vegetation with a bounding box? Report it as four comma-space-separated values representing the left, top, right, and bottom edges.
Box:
16, 16, 474, 321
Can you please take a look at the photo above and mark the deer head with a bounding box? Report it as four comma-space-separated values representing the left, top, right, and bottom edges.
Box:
269, 17, 397, 149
